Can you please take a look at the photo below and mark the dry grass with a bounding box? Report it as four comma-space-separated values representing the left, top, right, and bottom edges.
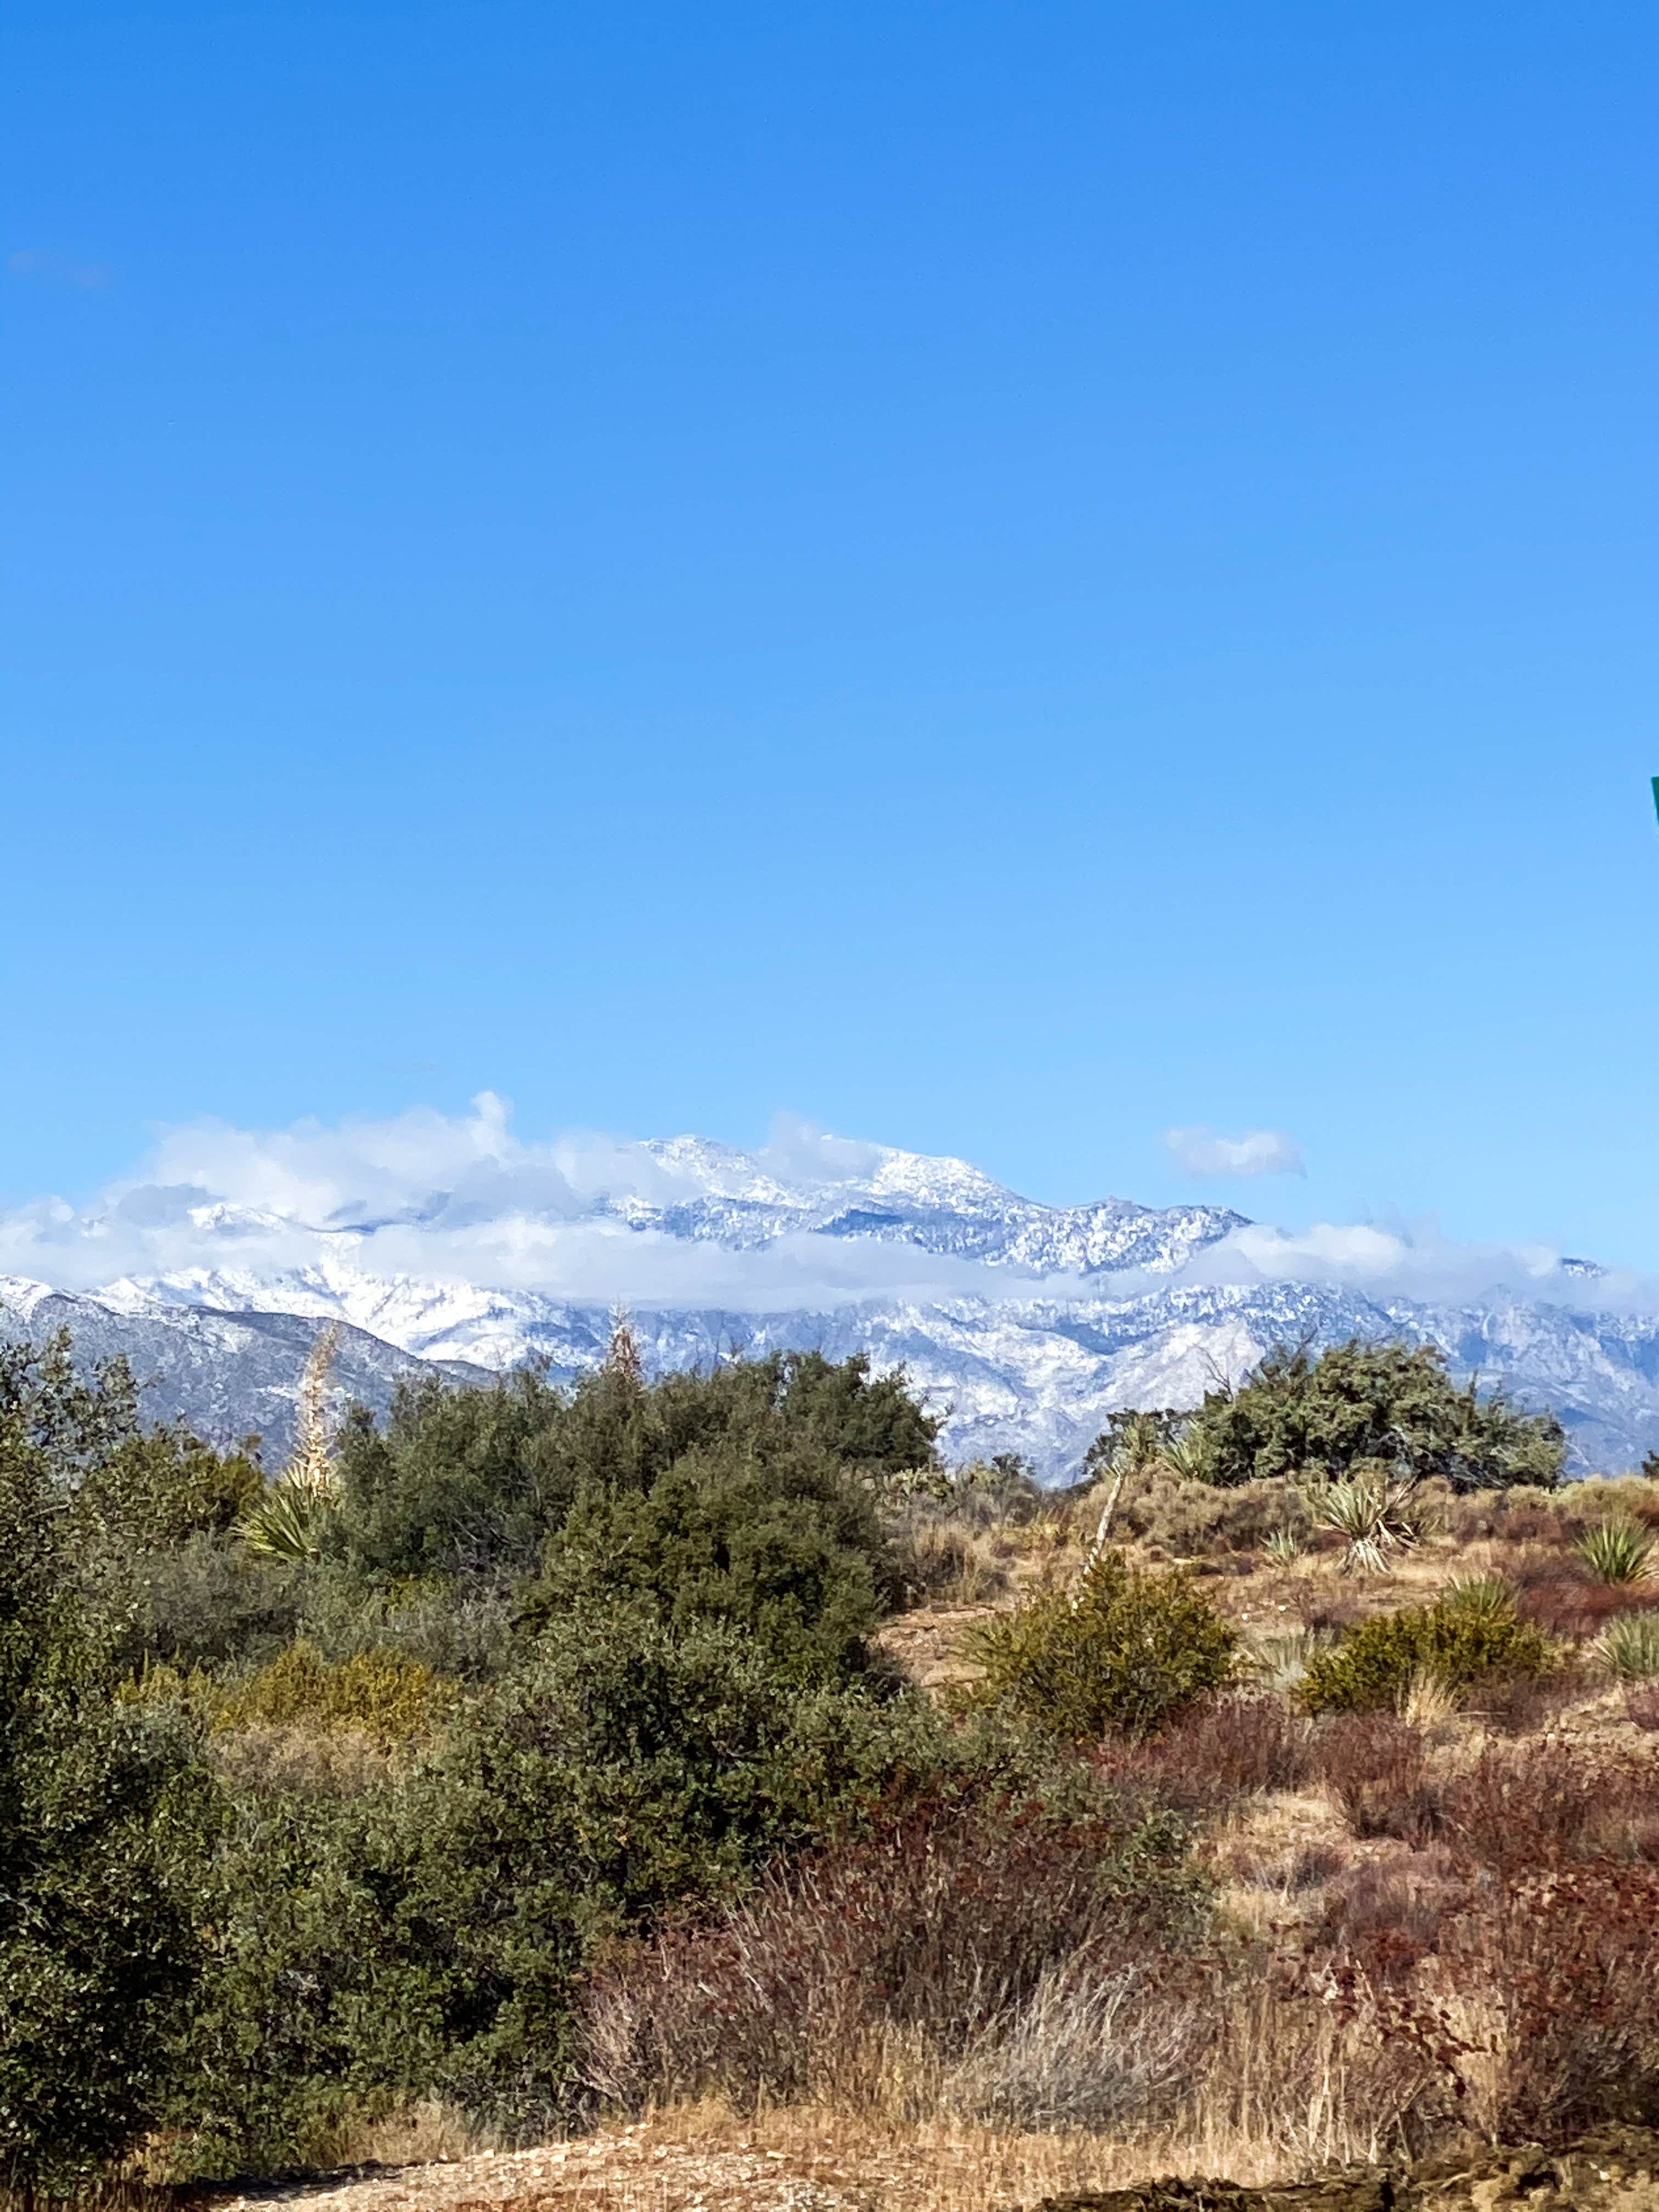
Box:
201, 2085, 1408, 2212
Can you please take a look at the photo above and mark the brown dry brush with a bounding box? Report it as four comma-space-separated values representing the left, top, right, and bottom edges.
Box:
1094, 1693, 1318, 1813
579, 1797, 1205, 2128
583, 1719, 1659, 2159
1303, 1736, 1659, 2146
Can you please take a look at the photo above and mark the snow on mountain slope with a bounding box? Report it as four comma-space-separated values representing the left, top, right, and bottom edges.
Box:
7, 1126, 1659, 1478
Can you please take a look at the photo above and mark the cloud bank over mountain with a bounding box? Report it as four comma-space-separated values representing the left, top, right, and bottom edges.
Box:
8, 1097, 1659, 1478
0, 1093, 1644, 1318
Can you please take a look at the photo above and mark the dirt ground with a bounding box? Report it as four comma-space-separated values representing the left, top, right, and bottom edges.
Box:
203, 2121, 1659, 2212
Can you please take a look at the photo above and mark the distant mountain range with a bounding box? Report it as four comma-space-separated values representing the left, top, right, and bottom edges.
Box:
7, 1132, 1659, 1478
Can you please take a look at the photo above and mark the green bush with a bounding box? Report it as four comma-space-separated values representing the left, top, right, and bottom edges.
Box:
162, 1776, 474, 2175
969, 1550, 1237, 1741
110, 1531, 305, 1674
0, 1415, 212, 2193
167, 1601, 956, 2163
76, 1423, 265, 1548
1180, 1338, 1566, 1492
524, 1438, 898, 1683
332, 1344, 940, 1583
1299, 1592, 1560, 1714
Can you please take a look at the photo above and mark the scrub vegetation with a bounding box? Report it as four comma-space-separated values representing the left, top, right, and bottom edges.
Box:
7, 1324, 1659, 2200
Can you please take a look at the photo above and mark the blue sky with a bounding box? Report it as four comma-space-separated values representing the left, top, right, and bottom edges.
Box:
7, 1, 1659, 1264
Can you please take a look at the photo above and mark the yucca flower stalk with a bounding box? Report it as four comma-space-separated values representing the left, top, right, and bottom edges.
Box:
240, 1323, 341, 1563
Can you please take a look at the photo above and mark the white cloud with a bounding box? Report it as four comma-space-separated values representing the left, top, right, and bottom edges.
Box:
0, 1096, 1021, 1311
1163, 1125, 1305, 1178
2, 1095, 1652, 1325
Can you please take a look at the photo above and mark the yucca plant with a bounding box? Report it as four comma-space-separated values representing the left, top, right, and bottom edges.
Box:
1262, 1526, 1306, 1568
1317, 1463, 1431, 1576
1576, 1515, 1655, 1585
1243, 1626, 1331, 1696
240, 1479, 331, 1564
1159, 1429, 1207, 1482
1593, 1607, 1659, 1681
238, 1323, 341, 1564
1442, 1570, 1516, 1621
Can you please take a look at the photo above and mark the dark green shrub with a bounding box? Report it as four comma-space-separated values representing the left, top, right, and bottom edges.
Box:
331, 1346, 939, 1584
969, 1551, 1237, 1741
332, 1364, 575, 1579
1182, 1339, 1566, 1492
75, 1423, 264, 1548
165, 1601, 956, 2163
0, 1421, 212, 2193
111, 1531, 304, 1674
163, 1778, 475, 2175
524, 1438, 898, 1683
1299, 1593, 1560, 1714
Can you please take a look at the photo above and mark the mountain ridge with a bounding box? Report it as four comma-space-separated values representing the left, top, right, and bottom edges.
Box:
5, 1134, 1658, 1476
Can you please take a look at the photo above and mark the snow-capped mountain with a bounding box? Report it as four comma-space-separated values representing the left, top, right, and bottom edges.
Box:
6, 1128, 1659, 1477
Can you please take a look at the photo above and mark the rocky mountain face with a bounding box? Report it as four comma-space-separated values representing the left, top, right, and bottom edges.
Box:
5, 1133, 1658, 1478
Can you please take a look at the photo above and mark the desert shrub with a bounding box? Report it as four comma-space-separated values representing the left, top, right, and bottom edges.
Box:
523, 1437, 898, 1684
1182, 1338, 1565, 1491
297, 1568, 517, 1681
162, 1778, 476, 2176
1437, 1739, 1659, 1874
454, 1602, 946, 1931
1116, 1474, 1311, 1559
1577, 1514, 1656, 1584
332, 1345, 939, 1584
578, 1792, 1200, 2115
167, 1601, 959, 2168
108, 1531, 306, 1673
332, 1364, 579, 1579
1511, 1549, 1655, 1640
1316, 1848, 1468, 1972
212, 1640, 452, 1748
75, 1423, 265, 1549
771, 1348, 943, 1472
970, 1550, 1235, 1742
1317, 1713, 1436, 1844
1441, 1483, 1580, 1546
0, 1415, 213, 2194
1298, 1592, 1559, 1714
1346, 1864, 1659, 2141
909, 1453, 1045, 1528
1596, 1608, 1659, 1680
896, 1517, 1008, 1604
1101, 1694, 1316, 1813
946, 1951, 1200, 2130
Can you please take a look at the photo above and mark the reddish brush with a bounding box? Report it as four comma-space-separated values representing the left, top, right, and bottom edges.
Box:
1097, 1694, 1317, 1812
579, 1798, 1192, 2114
1340, 1863, 1659, 2141
1317, 1713, 1437, 1844
1515, 1571, 1657, 1640
1438, 1739, 1659, 1875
